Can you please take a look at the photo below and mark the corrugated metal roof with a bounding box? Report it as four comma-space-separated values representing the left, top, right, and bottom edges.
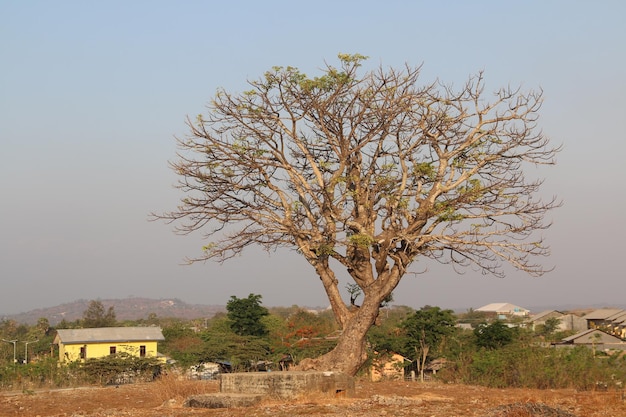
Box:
54, 327, 164, 344
606, 311, 626, 321
583, 309, 624, 320
561, 329, 623, 344
530, 310, 564, 322
561, 329, 594, 342
611, 312, 626, 324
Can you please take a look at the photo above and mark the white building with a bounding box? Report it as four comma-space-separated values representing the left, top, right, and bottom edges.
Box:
476, 303, 530, 319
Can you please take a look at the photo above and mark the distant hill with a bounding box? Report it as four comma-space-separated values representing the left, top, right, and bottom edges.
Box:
1, 298, 225, 325
4, 299, 625, 326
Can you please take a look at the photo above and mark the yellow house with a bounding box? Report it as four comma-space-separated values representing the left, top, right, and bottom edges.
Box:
54, 327, 165, 363
370, 352, 410, 382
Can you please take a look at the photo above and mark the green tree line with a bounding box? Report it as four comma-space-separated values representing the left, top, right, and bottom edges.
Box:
2, 297, 626, 392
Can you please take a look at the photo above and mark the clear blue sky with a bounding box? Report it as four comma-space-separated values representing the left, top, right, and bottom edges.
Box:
2, 1, 625, 315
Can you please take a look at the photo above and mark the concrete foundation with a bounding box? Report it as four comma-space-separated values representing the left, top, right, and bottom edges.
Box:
220, 371, 355, 399
184, 371, 355, 409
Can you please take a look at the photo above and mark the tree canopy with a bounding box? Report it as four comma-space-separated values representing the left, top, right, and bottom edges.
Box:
158, 54, 560, 375
401, 306, 456, 381
474, 320, 517, 350
402, 306, 456, 355
82, 300, 116, 328
226, 294, 269, 337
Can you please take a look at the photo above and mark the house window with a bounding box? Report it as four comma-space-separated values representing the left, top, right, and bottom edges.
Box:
110, 346, 116, 355
80, 346, 86, 359
139, 345, 146, 357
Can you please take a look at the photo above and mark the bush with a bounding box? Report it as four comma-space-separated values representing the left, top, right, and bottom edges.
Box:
0, 357, 80, 390
79, 353, 162, 385
474, 321, 516, 350
440, 344, 626, 390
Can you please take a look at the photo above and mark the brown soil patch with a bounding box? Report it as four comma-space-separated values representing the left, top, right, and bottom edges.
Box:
1, 379, 624, 416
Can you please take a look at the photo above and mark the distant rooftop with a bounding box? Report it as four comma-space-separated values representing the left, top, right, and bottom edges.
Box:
582, 309, 624, 320
476, 303, 529, 315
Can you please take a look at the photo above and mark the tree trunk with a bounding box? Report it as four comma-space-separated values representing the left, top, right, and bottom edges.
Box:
419, 331, 429, 382
419, 345, 429, 383
296, 299, 380, 376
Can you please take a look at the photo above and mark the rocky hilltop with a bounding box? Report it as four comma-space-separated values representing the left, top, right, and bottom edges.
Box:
1, 297, 225, 325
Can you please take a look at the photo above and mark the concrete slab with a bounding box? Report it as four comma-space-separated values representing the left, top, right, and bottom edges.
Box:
219, 371, 355, 399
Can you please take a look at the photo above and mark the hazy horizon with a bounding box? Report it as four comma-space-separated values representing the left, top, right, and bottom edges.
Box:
3, 295, 625, 322
2, 2, 625, 316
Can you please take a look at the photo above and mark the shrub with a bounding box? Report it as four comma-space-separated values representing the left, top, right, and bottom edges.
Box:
440, 344, 626, 390
79, 353, 162, 385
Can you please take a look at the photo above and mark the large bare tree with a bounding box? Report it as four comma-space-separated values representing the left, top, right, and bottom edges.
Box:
158, 54, 560, 376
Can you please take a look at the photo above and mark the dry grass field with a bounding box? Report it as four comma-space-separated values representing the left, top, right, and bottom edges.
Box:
1, 375, 625, 417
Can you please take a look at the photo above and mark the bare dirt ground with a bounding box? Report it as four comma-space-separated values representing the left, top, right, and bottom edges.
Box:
1, 378, 624, 417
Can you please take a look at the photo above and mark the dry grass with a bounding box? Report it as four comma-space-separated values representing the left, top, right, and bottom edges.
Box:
3, 378, 625, 417
485, 402, 579, 417
149, 372, 219, 403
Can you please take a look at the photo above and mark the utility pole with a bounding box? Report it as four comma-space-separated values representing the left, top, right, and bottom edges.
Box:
2, 339, 18, 364
23, 340, 38, 364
